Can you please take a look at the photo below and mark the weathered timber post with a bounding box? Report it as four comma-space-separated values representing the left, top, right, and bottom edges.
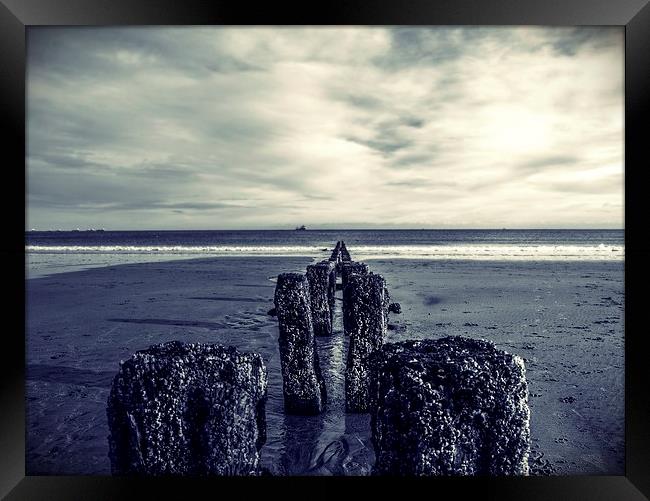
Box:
322, 260, 337, 311
274, 273, 327, 414
306, 261, 337, 336
344, 273, 388, 413
340, 261, 369, 335
340, 241, 352, 262
107, 341, 268, 476
340, 261, 368, 287
329, 241, 342, 263
370, 336, 531, 476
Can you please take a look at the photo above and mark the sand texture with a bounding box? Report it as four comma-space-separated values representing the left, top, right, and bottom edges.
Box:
26, 256, 623, 475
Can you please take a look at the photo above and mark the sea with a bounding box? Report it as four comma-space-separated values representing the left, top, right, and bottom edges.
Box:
26, 229, 624, 279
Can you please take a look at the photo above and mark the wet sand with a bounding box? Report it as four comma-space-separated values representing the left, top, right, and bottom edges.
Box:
25, 256, 624, 475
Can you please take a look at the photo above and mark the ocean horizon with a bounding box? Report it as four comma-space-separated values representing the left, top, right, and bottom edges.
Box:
25, 229, 624, 279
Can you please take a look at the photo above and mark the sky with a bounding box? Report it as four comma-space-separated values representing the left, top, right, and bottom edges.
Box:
26, 27, 624, 230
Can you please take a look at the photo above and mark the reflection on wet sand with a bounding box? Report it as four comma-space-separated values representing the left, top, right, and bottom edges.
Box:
343, 413, 374, 476
278, 289, 374, 475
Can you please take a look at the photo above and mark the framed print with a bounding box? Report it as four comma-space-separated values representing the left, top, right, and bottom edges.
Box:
1, 0, 649, 499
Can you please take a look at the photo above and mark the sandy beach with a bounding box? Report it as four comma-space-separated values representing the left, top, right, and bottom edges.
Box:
25, 255, 624, 475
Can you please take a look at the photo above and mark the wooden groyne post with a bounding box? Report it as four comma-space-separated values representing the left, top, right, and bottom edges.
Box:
339, 241, 352, 262
107, 341, 268, 476
344, 273, 389, 413
274, 272, 327, 414
370, 336, 531, 476
329, 241, 342, 264
340, 261, 369, 287
306, 260, 337, 336
341, 261, 369, 335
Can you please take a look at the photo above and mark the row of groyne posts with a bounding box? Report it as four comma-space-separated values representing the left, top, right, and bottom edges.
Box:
106, 241, 531, 476
274, 240, 388, 415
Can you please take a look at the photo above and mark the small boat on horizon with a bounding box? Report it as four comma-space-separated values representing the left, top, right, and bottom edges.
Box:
295, 225, 307, 231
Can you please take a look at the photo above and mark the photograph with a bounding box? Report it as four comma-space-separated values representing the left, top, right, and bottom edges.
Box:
24, 26, 625, 477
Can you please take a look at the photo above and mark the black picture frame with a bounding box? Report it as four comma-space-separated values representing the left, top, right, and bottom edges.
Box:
2, 1, 649, 499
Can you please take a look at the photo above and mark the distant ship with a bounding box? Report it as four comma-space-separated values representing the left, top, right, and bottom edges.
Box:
295, 225, 307, 231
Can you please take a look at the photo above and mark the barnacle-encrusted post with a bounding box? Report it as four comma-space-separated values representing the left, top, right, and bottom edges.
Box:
371, 336, 531, 476
344, 272, 388, 412
107, 341, 268, 476
274, 272, 327, 414
341, 261, 369, 335
306, 260, 337, 336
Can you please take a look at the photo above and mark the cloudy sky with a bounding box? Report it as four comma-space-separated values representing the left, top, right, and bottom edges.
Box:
27, 27, 623, 230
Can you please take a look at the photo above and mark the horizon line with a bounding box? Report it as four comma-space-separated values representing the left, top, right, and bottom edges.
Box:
25, 227, 625, 232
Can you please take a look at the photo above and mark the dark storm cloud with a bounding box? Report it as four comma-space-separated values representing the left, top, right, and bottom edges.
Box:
381, 26, 620, 67
522, 155, 581, 170
28, 103, 131, 150
543, 177, 623, 194
28, 28, 263, 80
547, 27, 621, 56
336, 93, 384, 110
347, 137, 410, 155
402, 117, 425, 128
385, 180, 426, 188
379, 27, 467, 67
392, 153, 438, 167
30, 152, 103, 170
386, 179, 458, 188
30, 198, 246, 212
28, 168, 176, 207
